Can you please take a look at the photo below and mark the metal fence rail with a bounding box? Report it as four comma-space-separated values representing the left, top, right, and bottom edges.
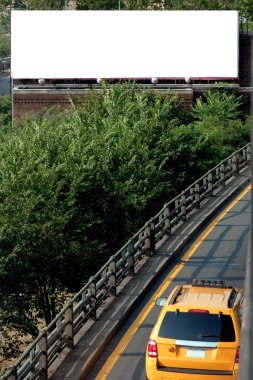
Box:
1, 143, 250, 380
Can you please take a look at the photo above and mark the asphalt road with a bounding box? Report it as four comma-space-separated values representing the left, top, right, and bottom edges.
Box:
0, 74, 11, 96
86, 186, 251, 380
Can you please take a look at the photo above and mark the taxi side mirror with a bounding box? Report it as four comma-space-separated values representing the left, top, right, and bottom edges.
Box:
155, 297, 167, 307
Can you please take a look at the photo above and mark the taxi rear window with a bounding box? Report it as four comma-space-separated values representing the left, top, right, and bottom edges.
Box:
159, 311, 235, 342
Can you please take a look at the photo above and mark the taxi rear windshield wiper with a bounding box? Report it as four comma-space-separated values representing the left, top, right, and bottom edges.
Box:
199, 334, 220, 338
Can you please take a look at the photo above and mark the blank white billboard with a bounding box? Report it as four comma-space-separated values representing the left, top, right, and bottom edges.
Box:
11, 10, 239, 79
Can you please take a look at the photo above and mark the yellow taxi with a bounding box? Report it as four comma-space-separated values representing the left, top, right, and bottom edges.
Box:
146, 279, 243, 380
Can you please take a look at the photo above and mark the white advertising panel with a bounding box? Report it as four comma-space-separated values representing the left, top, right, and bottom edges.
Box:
11, 10, 239, 79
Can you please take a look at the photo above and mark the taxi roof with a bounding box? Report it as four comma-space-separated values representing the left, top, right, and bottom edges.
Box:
176, 287, 235, 309
167, 280, 241, 310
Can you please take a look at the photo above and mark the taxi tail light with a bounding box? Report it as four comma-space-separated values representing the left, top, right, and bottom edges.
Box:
147, 339, 158, 358
235, 347, 240, 363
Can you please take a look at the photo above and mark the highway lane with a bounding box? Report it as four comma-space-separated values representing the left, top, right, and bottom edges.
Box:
86, 185, 251, 380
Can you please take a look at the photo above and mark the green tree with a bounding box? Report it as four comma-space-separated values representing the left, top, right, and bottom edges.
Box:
0, 116, 105, 332
0, 0, 10, 11
154, 88, 250, 191
0, 95, 12, 133
0, 83, 178, 334
76, 0, 120, 10
1, 0, 252, 11
0, 82, 249, 341
192, 90, 244, 122
0, 12, 10, 35
76, 0, 253, 12
239, 0, 253, 21
0, 34, 10, 57
25, 0, 66, 9
188, 90, 249, 171
0, 0, 66, 10
163, 0, 237, 10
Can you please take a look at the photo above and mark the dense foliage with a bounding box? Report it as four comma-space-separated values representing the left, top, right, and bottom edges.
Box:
0, 10, 10, 57
76, 0, 253, 19
0, 0, 252, 19
0, 36, 8, 58
0, 95, 11, 130
0, 84, 250, 352
0, 0, 64, 10
0, 11, 9, 34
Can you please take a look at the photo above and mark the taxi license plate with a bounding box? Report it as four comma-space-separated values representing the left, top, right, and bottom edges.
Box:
187, 348, 205, 358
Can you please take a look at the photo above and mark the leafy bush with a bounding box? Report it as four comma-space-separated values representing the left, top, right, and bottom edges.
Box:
0, 95, 11, 132
0, 34, 10, 58
0, 12, 10, 35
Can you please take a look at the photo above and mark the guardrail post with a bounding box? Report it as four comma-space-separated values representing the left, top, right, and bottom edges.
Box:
29, 346, 36, 373
190, 187, 194, 209
232, 152, 239, 175
89, 277, 97, 321
145, 219, 155, 256
220, 163, 225, 186
247, 144, 251, 166
194, 181, 200, 209
39, 330, 48, 380
207, 171, 213, 195
180, 192, 186, 221
109, 256, 116, 297
236, 151, 241, 171
65, 302, 74, 349
150, 218, 155, 254
164, 205, 171, 235
127, 239, 135, 277
144, 221, 151, 256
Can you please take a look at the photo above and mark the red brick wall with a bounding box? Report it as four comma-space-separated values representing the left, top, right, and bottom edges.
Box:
13, 91, 85, 118
13, 89, 193, 119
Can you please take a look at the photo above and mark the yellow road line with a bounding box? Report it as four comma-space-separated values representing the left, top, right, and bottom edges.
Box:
95, 184, 251, 379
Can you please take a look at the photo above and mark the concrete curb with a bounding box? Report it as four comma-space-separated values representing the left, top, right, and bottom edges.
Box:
49, 170, 250, 380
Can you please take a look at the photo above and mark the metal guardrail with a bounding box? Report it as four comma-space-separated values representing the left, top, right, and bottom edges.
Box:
1, 143, 251, 380
13, 84, 240, 91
